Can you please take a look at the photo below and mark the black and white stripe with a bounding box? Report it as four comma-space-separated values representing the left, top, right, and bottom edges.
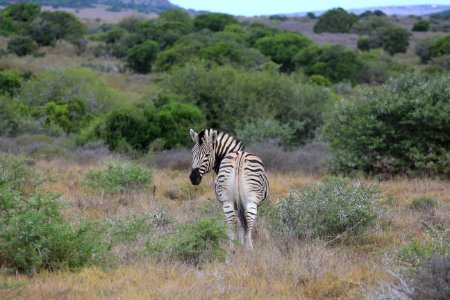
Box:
189, 128, 269, 250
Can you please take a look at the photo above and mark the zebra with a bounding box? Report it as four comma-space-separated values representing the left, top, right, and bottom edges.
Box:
189, 128, 269, 250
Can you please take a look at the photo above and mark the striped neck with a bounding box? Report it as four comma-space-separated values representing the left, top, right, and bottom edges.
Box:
199, 128, 245, 174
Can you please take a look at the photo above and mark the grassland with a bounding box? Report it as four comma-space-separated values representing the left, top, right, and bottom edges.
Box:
0, 156, 449, 299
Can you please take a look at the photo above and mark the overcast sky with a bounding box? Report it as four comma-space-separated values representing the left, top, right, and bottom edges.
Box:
170, 0, 450, 16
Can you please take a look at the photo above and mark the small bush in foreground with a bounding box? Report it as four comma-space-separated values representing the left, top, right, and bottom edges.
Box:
277, 177, 378, 240
147, 218, 228, 265
83, 161, 152, 194
410, 196, 438, 211
411, 254, 450, 300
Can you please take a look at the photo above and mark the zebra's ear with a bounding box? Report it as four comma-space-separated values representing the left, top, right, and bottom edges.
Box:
190, 129, 198, 143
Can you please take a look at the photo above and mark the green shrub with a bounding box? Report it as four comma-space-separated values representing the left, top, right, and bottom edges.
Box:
410, 196, 439, 211
0, 69, 23, 96
83, 160, 152, 194
254, 32, 313, 72
324, 72, 450, 176
156, 31, 268, 71
277, 177, 378, 239
0, 191, 108, 273
126, 40, 159, 73
367, 26, 410, 55
7, 35, 38, 56
309, 74, 332, 87
412, 19, 430, 32
313, 8, 358, 33
411, 255, 450, 300
28, 11, 85, 46
157, 101, 207, 148
235, 117, 295, 146
157, 64, 332, 145
415, 35, 450, 63
100, 101, 205, 151
357, 38, 371, 51
295, 45, 362, 83
398, 239, 436, 268
194, 13, 239, 32
147, 218, 228, 265
352, 16, 391, 35
0, 153, 34, 190
0, 153, 108, 273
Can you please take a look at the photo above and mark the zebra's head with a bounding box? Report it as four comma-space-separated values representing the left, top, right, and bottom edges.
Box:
189, 128, 217, 185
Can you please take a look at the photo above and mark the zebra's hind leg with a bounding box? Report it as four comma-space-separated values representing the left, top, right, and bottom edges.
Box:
244, 202, 258, 251
222, 201, 237, 253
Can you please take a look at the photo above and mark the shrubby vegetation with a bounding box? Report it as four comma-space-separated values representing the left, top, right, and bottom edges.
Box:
157, 64, 332, 146
0, 153, 109, 273
83, 160, 152, 194
415, 35, 450, 63
324, 72, 450, 176
313, 8, 358, 33
276, 177, 378, 239
146, 217, 228, 265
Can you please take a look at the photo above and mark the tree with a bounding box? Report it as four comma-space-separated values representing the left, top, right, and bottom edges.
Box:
416, 35, 450, 63
126, 40, 159, 73
368, 26, 410, 55
324, 72, 450, 176
29, 11, 85, 46
7, 35, 38, 56
194, 13, 239, 32
295, 45, 362, 83
313, 8, 358, 33
254, 32, 313, 72
412, 19, 430, 32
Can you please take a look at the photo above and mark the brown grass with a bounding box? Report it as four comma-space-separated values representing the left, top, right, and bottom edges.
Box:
0, 157, 448, 299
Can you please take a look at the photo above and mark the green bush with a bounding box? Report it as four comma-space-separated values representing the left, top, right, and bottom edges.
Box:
0, 153, 34, 190
126, 40, 159, 73
277, 177, 378, 239
236, 117, 295, 146
367, 26, 410, 55
295, 45, 362, 83
100, 101, 205, 151
0, 69, 23, 96
352, 16, 391, 35
147, 217, 228, 265
8, 68, 120, 136
29, 11, 85, 46
412, 19, 430, 32
254, 32, 313, 72
194, 13, 239, 32
83, 160, 152, 194
156, 31, 268, 71
324, 72, 450, 176
7, 35, 38, 56
416, 35, 450, 63
157, 64, 332, 145
313, 8, 358, 33
0, 153, 108, 273
357, 38, 371, 51
410, 196, 439, 211
157, 101, 207, 148
0, 3, 41, 36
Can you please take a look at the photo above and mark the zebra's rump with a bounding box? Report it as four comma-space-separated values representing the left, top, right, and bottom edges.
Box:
215, 151, 269, 206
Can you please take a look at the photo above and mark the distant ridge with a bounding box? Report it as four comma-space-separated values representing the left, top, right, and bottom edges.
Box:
285, 5, 450, 17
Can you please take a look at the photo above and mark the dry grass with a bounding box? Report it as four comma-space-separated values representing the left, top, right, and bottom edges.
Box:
0, 157, 448, 299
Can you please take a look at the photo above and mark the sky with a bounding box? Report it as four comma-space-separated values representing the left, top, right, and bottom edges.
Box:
170, 0, 450, 16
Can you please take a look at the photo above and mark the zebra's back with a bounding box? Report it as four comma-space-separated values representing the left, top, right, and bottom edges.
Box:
215, 151, 269, 207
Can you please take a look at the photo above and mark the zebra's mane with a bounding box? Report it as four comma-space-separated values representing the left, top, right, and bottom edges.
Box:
198, 128, 245, 173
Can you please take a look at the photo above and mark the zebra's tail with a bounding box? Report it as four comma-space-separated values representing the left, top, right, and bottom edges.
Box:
235, 154, 248, 234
